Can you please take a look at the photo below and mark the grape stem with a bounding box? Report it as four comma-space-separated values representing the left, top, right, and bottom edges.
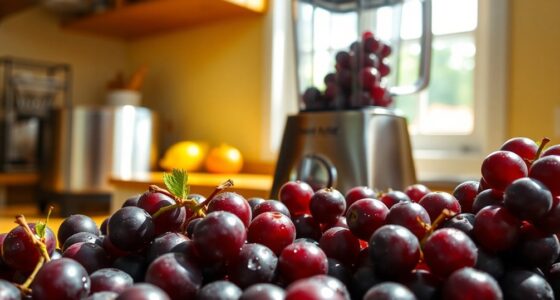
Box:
420, 209, 455, 245
16, 256, 45, 295
149, 185, 184, 205
193, 179, 234, 211
534, 137, 551, 161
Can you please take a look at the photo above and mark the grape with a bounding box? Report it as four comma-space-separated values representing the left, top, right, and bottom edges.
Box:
0, 279, 20, 300
146, 232, 189, 263
196, 280, 242, 300
542, 144, 560, 157
2, 223, 56, 273
137, 191, 186, 235
207, 192, 252, 228
327, 258, 352, 286
228, 243, 278, 288
441, 213, 475, 238
278, 241, 328, 284
112, 255, 148, 283
102, 235, 129, 259
253, 200, 291, 218
57, 214, 100, 246
309, 188, 346, 224
474, 205, 521, 253
335, 51, 351, 69
186, 218, 202, 239
379, 190, 411, 209
285, 275, 350, 300
322, 216, 348, 231
62, 231, 103, 251
319, 227, 361, 266
100, 218, 108, 235
423, 228, 477, 277
442, 267, 502, 300
481, 150, 528, 191
247, 197, 266, 212
145, 253, 202, 299
500, 137, 538, 168
346, 198, 389, 240
419, 192, 461, 221
530, 155, 560, 196
247, 212, 295, 255
278, 181, 314, 216
363, 282, 416, 300
400, 269, 441, 300
504, 177, 553, 222
453, 180, 480, 213
500, 270, 554, 300
516, 225, 560, 269
116, 283, 170, 300
63, 242, 110, 274
84, 291, 118, 300
385, 202, 431, 240
121, 195, 140, 207
31, 258, 90, 300
292, 214, 322, 241
537, 197, 560, 234
349, 266, 381, 300
472, 189, 503, 214
404, 184, 431, 202
90, 268, 133, 294
107, 206, 155, 252
240, 283, 285, 300
192, 211, 246, 262
547, 263, 560, 298
369, 225, 420, 279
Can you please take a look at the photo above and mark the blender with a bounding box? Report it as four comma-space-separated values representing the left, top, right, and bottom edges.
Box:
270, 0, 432, 196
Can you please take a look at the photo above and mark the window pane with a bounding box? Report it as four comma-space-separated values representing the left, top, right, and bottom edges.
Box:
432, 0, 478, 34
395, 33, 475, 135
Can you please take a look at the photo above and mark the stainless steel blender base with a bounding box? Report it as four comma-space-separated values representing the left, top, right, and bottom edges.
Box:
270, 107, 416, 198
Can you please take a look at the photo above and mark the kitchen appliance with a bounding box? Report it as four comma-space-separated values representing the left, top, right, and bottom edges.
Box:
0, 57, 71, 172
40, 105, 158, 215
271, 0, 432, 196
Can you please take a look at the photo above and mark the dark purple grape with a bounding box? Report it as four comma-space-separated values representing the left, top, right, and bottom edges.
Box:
58, 214, 100, 246
517, 226, 560, 269
31, 258, 90, 300
116, 283, 170, 300
207, 192, 252, 228
349, 266, 381, 300
546, 263, 560, 298
285, 275, 350, 300
122, 195, 140, 207
146, 232, 189, 263
292, 214, 322, 241
145, 253, 202, 299
423, 228, 477, 277
253, 200, 291, 218
0, 279, 20, 300
500, 270, 554, 300
475, 249, 505, 280
278, 241, 328, 284
442, 267, 502, 300
310, 188, 346, 224
441, 213, 475, 238
107, 206, 155, 252
474, 205, 521, 253
196, 281, 242, 300
327, 258, 352, 286
302, 87, 326, 111
90, 268, 133, 294
536, 197, 560, 234
472, 189, 503, 214
335, 51, 351, 69
2, 223, 56, 273
385, 202, 431, 240
320, 227, 360, 266
100, 218, 108, 235
63, 242, 110, 274
112, 255, 148, 283
240, 283, 285, 300
62, 231, 103, 251
363, 282, 416, 300
193, 211, 246, 262
186, 218, 202, 239
228, 243, 278, 288
400, 269, 441, 300
346, 198, 388, 241
137, 191, 185, 235
453, 180, 480, 214
418, 192, 461, 222
504, 177, 553, 222
379, 190, 410, 209
248, 197, 266, 213
248, 212, 295, 255
369, 225, 420, 279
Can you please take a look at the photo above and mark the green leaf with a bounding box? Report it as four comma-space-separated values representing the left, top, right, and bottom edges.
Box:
35, 221, 46, 239
163, 169, 189, 199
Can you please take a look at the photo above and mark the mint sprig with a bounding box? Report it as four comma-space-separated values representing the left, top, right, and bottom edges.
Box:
163, 169, 190, 200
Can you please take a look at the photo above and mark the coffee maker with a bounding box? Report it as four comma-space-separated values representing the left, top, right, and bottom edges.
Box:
270, 0, 432, 196
0, 57, 71, 172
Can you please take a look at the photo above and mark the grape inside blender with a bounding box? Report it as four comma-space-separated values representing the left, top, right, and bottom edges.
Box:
270, 0, 432, 196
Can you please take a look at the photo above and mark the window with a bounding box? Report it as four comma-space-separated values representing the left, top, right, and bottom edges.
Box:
264, 0, 508, 182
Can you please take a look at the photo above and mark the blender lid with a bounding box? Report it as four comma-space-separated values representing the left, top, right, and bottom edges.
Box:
300, 0, 404, 12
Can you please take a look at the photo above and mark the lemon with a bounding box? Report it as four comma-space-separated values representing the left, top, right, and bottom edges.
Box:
159, 141, 209, 172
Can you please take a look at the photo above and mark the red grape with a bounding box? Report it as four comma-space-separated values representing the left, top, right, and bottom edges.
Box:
481, 150, 528, 191
116, 283, 170, 300
207, 192, 252, 228
453, 180, 480, 214
90, 268, 133, 294
145, 253, 202, 299
62, 242, 110, 274
253, 200, 291, 218
442, 267, 502, 300
368, 225, 420, 279
278, 241, 328, 284
192, 211, 246, 262
500, 137, 538, 168
345, 186, 377, 210
248, 212, 295, 255
418, 192, 461, 221
31, 258, 90, 300
404, 184, 431, 202
278, 181, 314, 216
285, 275, 350, 300
473, 206, 521, 253
319, 227, 361, 266
346, 198, 388, 241
364, 282, 415, 300
309, 188, 346, 224
530, 155, 560, 196
385, 202, 431, 240
423, 228, 477, 277
292, 214, 322, 241
2, 223, 56, 273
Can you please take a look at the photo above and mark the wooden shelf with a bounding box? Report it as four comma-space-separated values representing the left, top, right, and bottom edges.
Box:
63, 0, 266, 40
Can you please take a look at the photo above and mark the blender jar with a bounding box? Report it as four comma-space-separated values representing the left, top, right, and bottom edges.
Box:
293, 0, 432, 111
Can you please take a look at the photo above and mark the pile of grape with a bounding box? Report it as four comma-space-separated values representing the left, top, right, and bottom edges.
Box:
2, 137, 560, 299
302, 31, 394, 111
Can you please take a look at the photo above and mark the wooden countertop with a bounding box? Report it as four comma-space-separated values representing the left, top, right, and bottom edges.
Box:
0, 172, 38, 185
110, 172, 273, 199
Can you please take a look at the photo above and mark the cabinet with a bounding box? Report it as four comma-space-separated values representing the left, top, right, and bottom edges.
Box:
63, 0, 266, 39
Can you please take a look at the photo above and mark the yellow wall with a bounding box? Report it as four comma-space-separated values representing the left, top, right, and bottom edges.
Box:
0, 8, 128, 106
508, 1, 560, 144
127, 16, 266, 161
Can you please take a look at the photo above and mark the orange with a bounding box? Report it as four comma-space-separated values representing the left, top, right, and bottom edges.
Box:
205, 144, 244, 174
